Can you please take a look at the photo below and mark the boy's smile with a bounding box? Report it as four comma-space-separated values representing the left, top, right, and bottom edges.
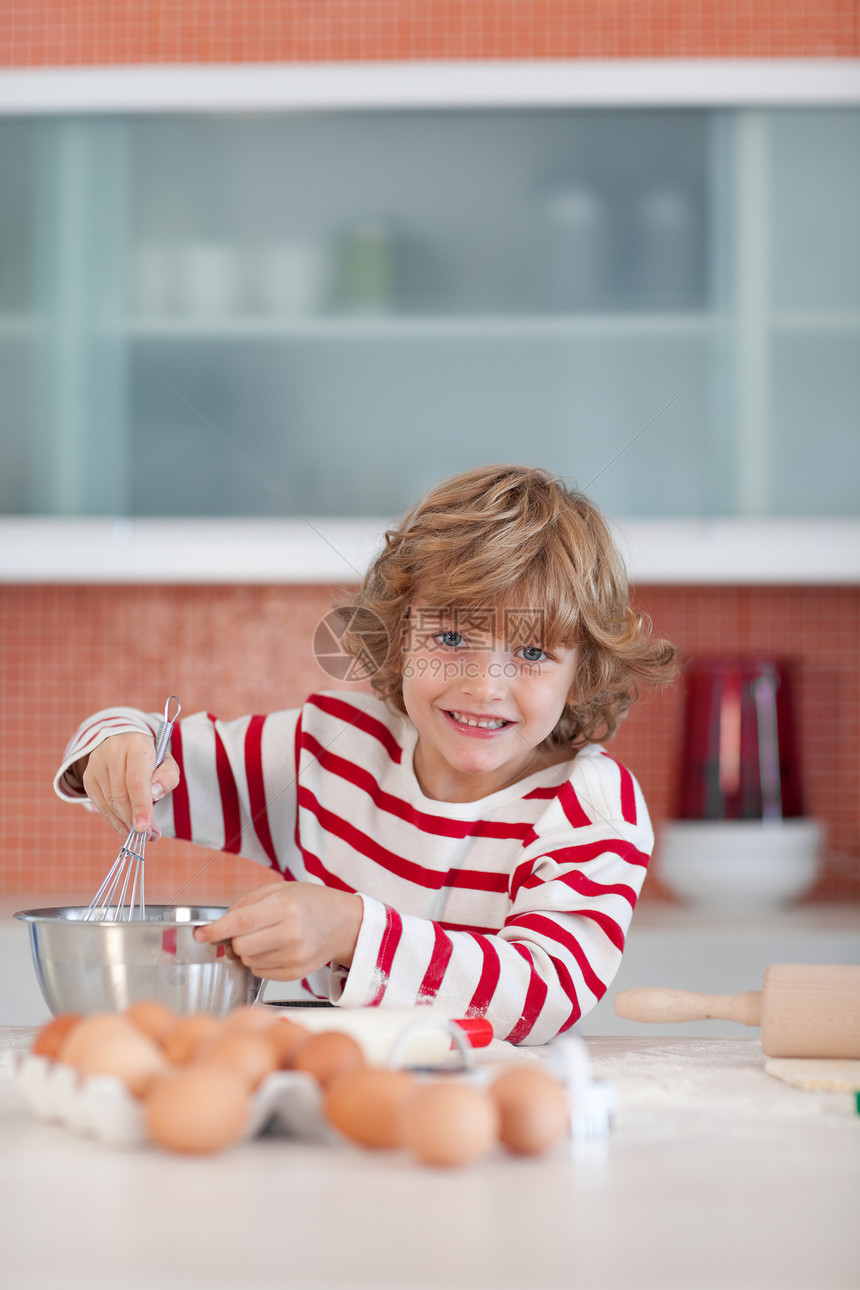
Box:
445, 709, 512, 732
401, 608, 578, 802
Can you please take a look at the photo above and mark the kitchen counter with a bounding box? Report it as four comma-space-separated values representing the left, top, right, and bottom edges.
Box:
1, 1027, 857, 1290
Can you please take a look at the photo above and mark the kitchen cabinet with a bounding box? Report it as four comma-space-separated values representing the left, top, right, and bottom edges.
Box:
0, 63, 858, 579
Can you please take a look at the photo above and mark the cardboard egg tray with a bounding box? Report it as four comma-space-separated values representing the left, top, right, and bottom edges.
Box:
12, 1008, 489, 1150
14, 1053, 329, 1148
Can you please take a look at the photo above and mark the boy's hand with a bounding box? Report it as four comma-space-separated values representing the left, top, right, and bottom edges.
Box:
193, 881, 363, 981
79, 733, 180, 839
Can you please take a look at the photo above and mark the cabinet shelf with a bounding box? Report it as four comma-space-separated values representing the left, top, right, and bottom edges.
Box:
5, 311, 858, 343
772, 310, 860, 333
124, 311, 714, 340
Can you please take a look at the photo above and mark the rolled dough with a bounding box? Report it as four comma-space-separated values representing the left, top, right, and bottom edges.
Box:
764, 1057, 860, 1093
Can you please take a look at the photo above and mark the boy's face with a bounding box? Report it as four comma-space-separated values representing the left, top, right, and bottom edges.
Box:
400, 604, 578, 803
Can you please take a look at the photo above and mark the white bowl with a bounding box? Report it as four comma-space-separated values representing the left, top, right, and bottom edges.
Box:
656, 818, 822, 913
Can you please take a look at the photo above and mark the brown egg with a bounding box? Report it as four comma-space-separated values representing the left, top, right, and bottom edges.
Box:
220, 1004, 282, 1033
292, 1030, 366, 1090
31, 1013, 82, 1061
144, 1065, 252, 1155
265, 1019, 310, 1069
490, 1064, 570, 1156
324, 1067, 417, 1149
162, 1013, 222, 1065
124, 1000, 177, 1045
193, 1030, 278, 1090
75, 1026, 170, 1098
401, 1080, 500, 1168
58, 1013, 136, 1069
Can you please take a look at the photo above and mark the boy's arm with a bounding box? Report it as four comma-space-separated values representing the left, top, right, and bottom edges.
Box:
329, 754, 652, 1045
54, 706, 305, 874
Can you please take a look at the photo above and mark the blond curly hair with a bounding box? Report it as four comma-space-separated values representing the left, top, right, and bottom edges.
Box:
336, 464, 678, 747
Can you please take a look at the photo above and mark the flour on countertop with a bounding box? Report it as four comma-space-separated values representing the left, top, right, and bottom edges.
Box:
0, 1028, 39, 1081
582, 1037, 855, 1142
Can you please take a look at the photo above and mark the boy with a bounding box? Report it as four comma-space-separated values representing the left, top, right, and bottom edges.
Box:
56, 464, 677, 1044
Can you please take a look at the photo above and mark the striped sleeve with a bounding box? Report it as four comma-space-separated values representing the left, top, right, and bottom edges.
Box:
156, 708, 305, 873
53, 708, 163, 803
54, 705, 304, 876
332, 748, 653, 1045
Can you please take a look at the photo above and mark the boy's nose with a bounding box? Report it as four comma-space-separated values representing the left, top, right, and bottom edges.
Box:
462, 653, 507, 702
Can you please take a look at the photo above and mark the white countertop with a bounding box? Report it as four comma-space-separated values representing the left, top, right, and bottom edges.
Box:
1, 1028, 857, 1290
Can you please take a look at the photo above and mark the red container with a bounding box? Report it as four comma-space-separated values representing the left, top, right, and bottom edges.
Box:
675, 657, 804, 821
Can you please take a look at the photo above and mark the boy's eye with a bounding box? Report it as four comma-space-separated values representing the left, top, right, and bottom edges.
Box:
520, 646, 547, 663
437, 631, 465, 649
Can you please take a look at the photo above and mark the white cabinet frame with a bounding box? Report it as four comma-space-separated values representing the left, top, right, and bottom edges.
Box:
2, 59, 858, 583
1, 59, 858, 113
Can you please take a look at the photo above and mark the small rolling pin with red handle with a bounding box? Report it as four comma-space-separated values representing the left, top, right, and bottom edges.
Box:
614, 963, 860, 1059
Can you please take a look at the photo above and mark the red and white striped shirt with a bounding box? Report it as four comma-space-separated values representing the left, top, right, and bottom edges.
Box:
56, 691, 654, 1045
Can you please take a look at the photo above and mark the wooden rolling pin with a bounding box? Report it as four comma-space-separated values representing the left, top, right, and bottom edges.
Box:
614, 964, 860, 1058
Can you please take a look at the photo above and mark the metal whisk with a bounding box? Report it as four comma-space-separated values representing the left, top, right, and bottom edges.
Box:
84, 696, 182, 922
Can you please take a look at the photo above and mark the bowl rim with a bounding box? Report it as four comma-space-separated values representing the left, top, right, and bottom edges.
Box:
13, 904, 228, 927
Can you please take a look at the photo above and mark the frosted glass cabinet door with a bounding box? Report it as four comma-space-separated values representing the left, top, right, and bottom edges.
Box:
32, 119, 131, 516
0, 121, 37, 514
0, 106, 857, 520
768, 110, 860, 516
120, 108, 714, 520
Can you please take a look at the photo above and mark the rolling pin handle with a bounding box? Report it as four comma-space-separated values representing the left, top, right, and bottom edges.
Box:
614, 987, 763, 1027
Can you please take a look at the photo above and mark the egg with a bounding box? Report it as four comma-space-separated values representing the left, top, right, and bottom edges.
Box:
490, 1064, 570, 1156
144, 1065, 252, 1154
124, 1000, 177, 1044
30, 1013, 82, 1061
324, 1067, 417, 1149
58, 1013, 137, 1069
75, 1024, 170, 1098
220, 1004, 282, 1033
401, 1080, 500, 1168
193, 1030, 278, 1090
292, 1030, 366, 1090
264, 1019, 310, 1069
161, 1013, 222, 1065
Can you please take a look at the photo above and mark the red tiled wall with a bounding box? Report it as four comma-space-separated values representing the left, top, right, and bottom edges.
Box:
1, 0, 857, 65
1, 582, 857, 905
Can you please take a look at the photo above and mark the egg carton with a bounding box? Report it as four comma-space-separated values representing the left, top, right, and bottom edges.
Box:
14, 1053, 329, 1149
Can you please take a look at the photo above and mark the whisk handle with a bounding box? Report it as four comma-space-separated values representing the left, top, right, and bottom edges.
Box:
153, 695, 182, 769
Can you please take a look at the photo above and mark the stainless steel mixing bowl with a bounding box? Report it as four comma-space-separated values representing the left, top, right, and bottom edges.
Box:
15, 906, 264, 1017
